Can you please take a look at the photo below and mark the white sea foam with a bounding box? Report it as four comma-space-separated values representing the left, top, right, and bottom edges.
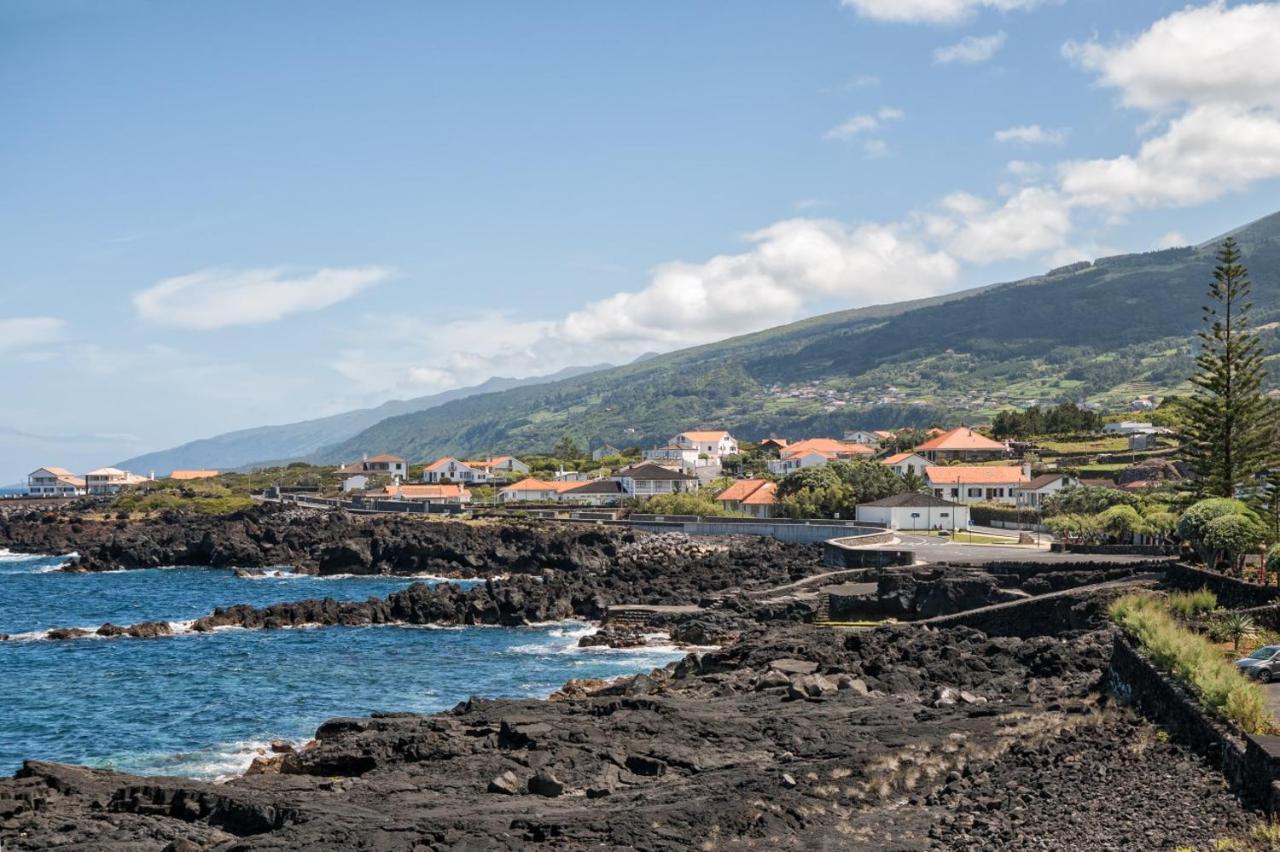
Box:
100, 739, 297, 782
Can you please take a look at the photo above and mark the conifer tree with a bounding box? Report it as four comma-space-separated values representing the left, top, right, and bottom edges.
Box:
1183, 238, 1272, 497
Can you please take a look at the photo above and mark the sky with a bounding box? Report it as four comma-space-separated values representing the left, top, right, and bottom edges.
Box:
4, 0, 1280, 482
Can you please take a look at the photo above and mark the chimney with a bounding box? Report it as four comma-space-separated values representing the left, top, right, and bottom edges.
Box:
1022, 463, 1032, 480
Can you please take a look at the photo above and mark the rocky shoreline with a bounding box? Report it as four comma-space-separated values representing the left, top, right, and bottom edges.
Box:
0, 507, 1267, 848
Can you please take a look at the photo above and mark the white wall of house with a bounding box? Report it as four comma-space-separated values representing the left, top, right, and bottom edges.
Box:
27, 469, 84, 497
844, 431, 882, 446
856, 503, 970, 531
342, 474, 370, 493
1015, 476, 1078, 509
930, 484, 1019, 506
885, 454, 930, 478
672, 433, 739, 458
767, 452, 829, 476
491, 457, 529, 474
424, 459, 488, 483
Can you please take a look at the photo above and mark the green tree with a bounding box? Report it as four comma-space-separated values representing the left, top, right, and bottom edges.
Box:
1178, 497, 1255, 568
1097, 505, 1145, 542
1183, 239, 1273, 498
1042, 485, 1142, 517
553, 436, 584, 461
1202, 513, 1267, 575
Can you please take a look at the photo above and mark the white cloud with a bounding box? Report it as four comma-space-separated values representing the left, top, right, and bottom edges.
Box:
994, 124, 1067, 144
1063, 2, 1280, 110
1059, 104, 1280, 210
333, 220, 959, 394
841, 0, 1042, 24
1153, 231, 1188, 250
934, 31, 1007, 65
937, 187, 1073, 263
134, 266, 393, 330
1005, 159, 1042, 178
0, 317, 66, 353
823, 107, 904, 141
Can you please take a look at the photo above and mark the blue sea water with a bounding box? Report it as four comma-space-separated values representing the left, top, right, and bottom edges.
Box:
0, 549, 683, 779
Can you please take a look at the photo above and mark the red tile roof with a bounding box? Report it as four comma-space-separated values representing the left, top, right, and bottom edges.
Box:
915, 427, 1006, 452
717, 479, 770, 502
741, 482, 777, 505
781, 438, 874, 459
925, 465, 1029, 486
170, 470, 220, 480
677, 430, 731, 442
385, 484, 469, 499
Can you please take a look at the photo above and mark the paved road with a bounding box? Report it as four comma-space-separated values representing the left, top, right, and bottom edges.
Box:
849, 532, 1170, 565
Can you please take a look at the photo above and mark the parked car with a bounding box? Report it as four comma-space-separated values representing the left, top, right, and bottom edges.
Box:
1234, 645, 1280, 683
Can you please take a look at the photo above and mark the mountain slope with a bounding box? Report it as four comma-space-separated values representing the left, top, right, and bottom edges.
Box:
315, 209, 1280, 463
117, 364, 610, 475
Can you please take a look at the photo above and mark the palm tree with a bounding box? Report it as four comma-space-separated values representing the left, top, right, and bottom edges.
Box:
1221, 612, 1259, 652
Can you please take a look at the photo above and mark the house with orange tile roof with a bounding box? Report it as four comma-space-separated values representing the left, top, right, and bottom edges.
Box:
169, 470, 220, 481
914, 427, 1008, 462
26, 466, 86, 497
767, 438, 875, 476
925, 464, 1031, 506
716, 479, 777, 518
460, 456, 529, 479
422, 457, 488, 484
881, 452, 930, 479
382, 483, 471, 504
497, 477, 581, 503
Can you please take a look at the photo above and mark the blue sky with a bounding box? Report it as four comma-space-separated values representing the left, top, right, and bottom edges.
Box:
4, 0, 1280, 482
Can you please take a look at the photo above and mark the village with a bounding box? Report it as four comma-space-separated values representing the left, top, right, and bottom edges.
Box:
22, 414, 1184, 540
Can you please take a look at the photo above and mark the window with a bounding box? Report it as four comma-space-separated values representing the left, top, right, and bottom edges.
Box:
968, 488, 981, 498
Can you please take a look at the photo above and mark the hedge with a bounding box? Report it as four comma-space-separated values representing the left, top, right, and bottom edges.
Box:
967, 502, 1042, 526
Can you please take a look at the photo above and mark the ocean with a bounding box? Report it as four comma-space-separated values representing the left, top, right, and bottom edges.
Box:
0, 549, 684, 779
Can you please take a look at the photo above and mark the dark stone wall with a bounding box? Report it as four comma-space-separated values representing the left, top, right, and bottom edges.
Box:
1166, 563, 1280, 609
1107, 634, 1280, 813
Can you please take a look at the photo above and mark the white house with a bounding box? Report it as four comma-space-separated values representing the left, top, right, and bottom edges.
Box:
498, 478, 576, 503
341, 474, 370, 493
768, 451, 834, 476
881, 452, 931, 479
1102, 421, 1157, 435
558, 479, 626, 506
856, 493, 970, 531
671, 430, 739, 459
844, 430, 896, 447
766, 438, 875, 476
487, 456, 529, 475
1015, 473, 1079, 509
615, 462, 699, 497
643, 445, 703, 470
925, 464, 1031, 506
715, 479, 777, 519
340, 453, 408, 480
422, 457, 488, 484
915, 427, 1008, 462
84, 468, 148, 495
27, 467, 85, 497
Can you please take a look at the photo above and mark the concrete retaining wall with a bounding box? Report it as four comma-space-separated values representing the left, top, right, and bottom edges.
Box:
822, 534, 912, 568
1107, 634, 1280, 812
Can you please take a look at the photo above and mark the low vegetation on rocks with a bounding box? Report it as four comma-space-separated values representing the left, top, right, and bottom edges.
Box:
1109, 592, 1273, 735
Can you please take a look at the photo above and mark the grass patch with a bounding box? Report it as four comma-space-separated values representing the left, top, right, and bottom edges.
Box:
1110, 593, 1274, 735
1167, 587, 1218, 619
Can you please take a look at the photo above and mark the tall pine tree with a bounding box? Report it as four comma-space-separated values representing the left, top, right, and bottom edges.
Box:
1184, 238, 1272, 497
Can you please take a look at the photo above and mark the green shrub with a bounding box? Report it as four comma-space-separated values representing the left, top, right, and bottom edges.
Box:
1109, 592, 1274, 735
967, 502, 1041, 526
1166, 587, 1217, 619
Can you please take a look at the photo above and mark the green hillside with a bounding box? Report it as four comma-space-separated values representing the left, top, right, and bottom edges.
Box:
312, 211, 1280, 464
